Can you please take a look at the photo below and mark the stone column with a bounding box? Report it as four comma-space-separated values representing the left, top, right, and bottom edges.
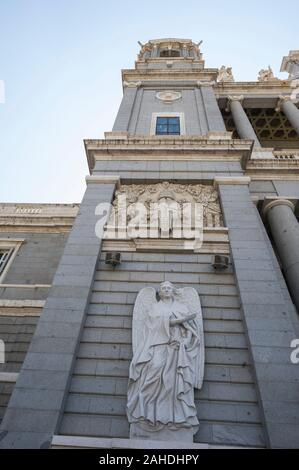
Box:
182, 44, 188, 58
0, 176, 119, 449
228, 96, 261, 147
112, 82, 140, 132
277, 96, 299, 136
152, 44, 159, 58
215, 176, 299, 448
263, 198, 299, 312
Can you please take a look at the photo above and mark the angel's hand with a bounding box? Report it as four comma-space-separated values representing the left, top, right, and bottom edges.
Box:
185, 313, 196, 321
169, 318, 181, 326
170, 313, 196, 326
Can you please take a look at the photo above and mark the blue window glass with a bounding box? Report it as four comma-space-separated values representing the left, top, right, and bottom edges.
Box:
156, 117, 180, 135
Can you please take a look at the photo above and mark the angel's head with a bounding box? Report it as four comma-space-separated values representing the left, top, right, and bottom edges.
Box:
158, 281, 175, 300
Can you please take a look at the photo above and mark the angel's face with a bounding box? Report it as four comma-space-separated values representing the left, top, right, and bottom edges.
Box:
159, 282, 174, 300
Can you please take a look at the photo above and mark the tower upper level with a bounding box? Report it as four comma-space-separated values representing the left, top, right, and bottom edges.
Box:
136, 38, 205, 71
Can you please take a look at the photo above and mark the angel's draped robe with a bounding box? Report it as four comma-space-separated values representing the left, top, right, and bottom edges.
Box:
127, 299, 200, 432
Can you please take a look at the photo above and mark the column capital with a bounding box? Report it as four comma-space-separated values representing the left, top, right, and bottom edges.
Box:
213, 176, 251, 189
123, 81, 142, 88
262, 197, 296, 217
197, 80, 216, 87
85, 175, 121, 188
226, 95, 244, 112
276, 95, 295, 112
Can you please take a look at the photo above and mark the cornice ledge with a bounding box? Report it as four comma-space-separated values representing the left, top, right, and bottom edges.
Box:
213, 176, 251, 189
86, 175, 121, 187
85, 136, 253, 147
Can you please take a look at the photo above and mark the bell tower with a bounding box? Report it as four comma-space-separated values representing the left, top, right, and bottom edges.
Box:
111, 38, 228, 138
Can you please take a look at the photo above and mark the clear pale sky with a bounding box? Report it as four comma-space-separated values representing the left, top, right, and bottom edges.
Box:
0, 0, 298, 204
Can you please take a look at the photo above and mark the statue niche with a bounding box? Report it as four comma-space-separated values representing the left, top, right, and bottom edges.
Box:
127, 281, 205, 443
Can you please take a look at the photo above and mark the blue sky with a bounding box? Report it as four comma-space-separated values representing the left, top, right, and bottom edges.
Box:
0, 0, 298, 203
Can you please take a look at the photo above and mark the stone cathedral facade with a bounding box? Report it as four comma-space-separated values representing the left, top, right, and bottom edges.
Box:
0, 38, 299, 449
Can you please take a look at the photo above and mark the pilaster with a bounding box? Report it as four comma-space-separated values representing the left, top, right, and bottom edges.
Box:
0, 178, 119, 448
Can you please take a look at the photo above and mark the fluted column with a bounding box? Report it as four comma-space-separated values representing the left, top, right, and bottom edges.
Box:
277, 96, 299, 135
263, 198, 299, 312
228, 96, 261, 147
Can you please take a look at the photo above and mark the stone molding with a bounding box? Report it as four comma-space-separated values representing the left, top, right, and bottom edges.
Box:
0, 299, 45, 308
249, 174, 299, 181
213, 176, 251, 188
197, 80, 216, 87
51, 434, 244, 450
102, 238, 229, 255
0, 283, 51, 289
85, 137, 252, 171
85, 175, 121, 187
0, 204, 79, 232
0, 373, 18, 383
250, 148, 275, 160
104, 131, 129, 140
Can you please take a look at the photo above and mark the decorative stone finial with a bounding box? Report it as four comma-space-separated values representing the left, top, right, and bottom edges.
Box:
258, 66, 278, 82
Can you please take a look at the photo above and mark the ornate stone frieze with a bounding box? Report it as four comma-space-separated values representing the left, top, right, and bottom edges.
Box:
109, 181, 223, 229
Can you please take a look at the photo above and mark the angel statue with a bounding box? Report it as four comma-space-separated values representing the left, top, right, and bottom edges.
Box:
127, 281, 204, 442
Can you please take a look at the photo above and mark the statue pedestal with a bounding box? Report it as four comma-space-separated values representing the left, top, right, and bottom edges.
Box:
130, 423, 194, 443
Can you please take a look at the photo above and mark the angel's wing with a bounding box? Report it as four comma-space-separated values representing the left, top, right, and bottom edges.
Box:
178, 287, 205, 390
132, 287, 157, 355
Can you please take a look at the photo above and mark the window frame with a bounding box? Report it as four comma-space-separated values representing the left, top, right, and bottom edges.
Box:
155, 116, 181, 136
150, 112, 186, 136
0, 239, 24, 284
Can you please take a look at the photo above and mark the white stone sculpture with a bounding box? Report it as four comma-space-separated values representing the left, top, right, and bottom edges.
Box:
258, 66, 277, 82
218, 66, 235, 83
127, 281, 205, 442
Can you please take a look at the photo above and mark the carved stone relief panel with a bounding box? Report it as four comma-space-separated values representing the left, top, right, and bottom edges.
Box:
108, 181, 223, 233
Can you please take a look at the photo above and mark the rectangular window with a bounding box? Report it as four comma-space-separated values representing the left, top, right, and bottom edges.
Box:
0, 249, 13, 275
156, 116, 180, 135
